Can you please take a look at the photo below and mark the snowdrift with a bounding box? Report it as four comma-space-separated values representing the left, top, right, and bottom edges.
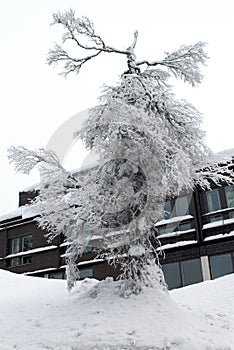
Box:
0, 269, 234, 350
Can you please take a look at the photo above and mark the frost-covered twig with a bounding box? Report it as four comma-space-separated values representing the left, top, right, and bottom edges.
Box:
47, 9, 207, 83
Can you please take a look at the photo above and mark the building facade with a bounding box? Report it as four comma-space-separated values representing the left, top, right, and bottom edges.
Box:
1, 162, 234, 289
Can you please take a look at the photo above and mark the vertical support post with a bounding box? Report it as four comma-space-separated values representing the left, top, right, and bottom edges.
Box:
201, 255, 211, 281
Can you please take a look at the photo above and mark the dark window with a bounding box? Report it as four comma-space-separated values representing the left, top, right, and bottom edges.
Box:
49, 271, 64, 279
10, 257, 21, 267
79, 268, 93, 279
157, 225, 174, 236
9, 255, 32, 267
158, 221, 191, 236
209, 253, 233, 279
206, 189, 221, 212
10, 238, 20, 254
181, 259, 203, 286
7, 234, 33, 267
178, 222, 191, 231
8, 234, 32, 255
164, 200, 172, 219
209, 215, 223, 223
175, 196, 189, 216
22, 255, 32, 265
22, 235, 32, 251
162, 259, 203, 289
162, 262, 182, 289
224, 186, 234, 208
159, 196, 190, 223
159, 200, 172, 220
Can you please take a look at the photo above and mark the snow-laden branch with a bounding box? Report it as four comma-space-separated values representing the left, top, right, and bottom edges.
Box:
8, 146, 62, 174
137, 42, 208, 86
47, 9, 131, 77
47, 9, 207, 83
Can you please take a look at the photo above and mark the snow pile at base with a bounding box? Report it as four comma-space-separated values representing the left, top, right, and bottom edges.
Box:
0, 270, 234, 350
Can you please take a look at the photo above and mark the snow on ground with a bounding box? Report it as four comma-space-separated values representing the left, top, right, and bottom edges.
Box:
0, 269, 234, 350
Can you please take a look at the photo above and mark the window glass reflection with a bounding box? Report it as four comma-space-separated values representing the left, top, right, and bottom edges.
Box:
206, 190, 221, 212
181, 259, 203, 286
162, 262, 182, 289
225, 186, 234, 208
175, 196, 189, 216
210, 253, 233, 279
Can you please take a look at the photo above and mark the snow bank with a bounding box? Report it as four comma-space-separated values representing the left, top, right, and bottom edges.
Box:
0, 269, 233, 350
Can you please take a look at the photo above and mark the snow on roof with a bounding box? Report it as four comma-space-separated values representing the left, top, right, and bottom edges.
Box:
216, 148, 234, 161
0, 208, 22, 222
21, 183, 40, 193
0, 205, 39, 223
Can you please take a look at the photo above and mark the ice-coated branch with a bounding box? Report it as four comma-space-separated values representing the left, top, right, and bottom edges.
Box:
136, 42, 208, 86
47, 9, 142, 76
47, 43, 103, 77
7, 146, 62, 174
51, 10, 105, 49
47, 9, 208, 85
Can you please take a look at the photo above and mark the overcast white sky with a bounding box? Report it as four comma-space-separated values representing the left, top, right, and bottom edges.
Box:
1, 0, 234, 215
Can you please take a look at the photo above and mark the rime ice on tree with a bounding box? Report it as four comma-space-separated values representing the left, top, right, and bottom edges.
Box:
8, 9, 233, 295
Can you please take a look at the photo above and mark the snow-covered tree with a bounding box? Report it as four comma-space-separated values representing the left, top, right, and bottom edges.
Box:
8, 9, 233, 295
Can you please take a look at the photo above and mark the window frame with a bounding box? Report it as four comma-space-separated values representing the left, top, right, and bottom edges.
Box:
159, 195, 191, 222
209, 253, 234, 279
224, 185, 234, 208
8, 234, 32, 255
79, 267, 93, 280
8, 255, 32, 267
162, 258, 203, 289
206, 189, 221, 213
175, 196, 189, 217
7, 234, 33, 267
180, 258, 203, 286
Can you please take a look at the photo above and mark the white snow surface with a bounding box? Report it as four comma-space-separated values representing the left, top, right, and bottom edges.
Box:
0, 205, 38, 222
0, 207, 23, 222
203, 217, 234, 229
158, 228, 195, 239
0, 269, 234, 350
156, 240, 197, 251
203, 207, 234, 216
1, 245, 58, 259
204, 230, 234, 241
155, 215, 194, 227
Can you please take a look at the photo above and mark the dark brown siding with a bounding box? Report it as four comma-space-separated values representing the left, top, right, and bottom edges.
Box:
7, 249, 61, 274
0, 218, 61, 274
160, 246, 200, 264
93, 261, 121, 280
19, 190, 39, 207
